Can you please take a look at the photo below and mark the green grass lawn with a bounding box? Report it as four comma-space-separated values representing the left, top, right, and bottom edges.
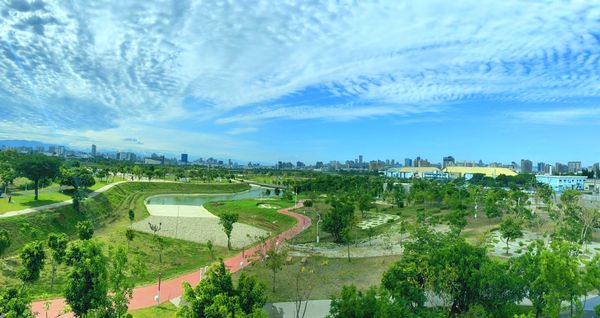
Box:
129, 302, 178, 318
0, 191, 72, 214
204, 198, 297, 234
0, 177, 127, 214
233, 255, 399, 302
0, 182, 248, 299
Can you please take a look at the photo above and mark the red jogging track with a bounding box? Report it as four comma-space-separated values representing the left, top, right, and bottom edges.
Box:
31, 201, 310, 317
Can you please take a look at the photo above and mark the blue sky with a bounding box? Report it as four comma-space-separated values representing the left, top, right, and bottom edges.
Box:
0, 0, 599, 165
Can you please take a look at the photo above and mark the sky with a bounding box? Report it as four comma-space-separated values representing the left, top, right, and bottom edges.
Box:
0, 0, 599, 165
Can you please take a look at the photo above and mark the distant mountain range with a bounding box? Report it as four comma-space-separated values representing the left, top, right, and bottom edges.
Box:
0, 139, 55, 149
0, 139, 261, 165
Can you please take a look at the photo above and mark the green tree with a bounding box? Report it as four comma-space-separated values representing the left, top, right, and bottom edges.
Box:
178, 260, 267, 318
128, 209, 135, 226
14, 154, 61, 200
132, 165, 142, 180
207, 240, 214, 260
17, 240, 46, 284
499, 217, 523, 255
274, 187, 281, 196
47, 233, 68, 292
0, 161, 17, 195
0, 228, 11, 259
76, 220, 94, 240
264, 245, 287, 292
125, 228, 135, 249
327, 285, 380, 318
71, 188, 89, 213
323, 198, 355, 243
64, 239, 109, 317
0, 288, 35, 318
219, 213, 239, 250
59, 167, 96, 189
303, 199, 313, 208
238, 272, 268, 314
100, 245, 145, 318
357, 194, 373, 219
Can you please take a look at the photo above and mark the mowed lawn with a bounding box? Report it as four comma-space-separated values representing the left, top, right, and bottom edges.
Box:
204, 198, 297, 234
0, 191, 71, 214
129, 302, 178, 318
0, 177, 127, 214
0, 182, 248, 299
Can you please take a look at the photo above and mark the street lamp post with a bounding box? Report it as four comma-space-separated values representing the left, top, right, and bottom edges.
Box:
316, 213, 322, 244
148, 222, 162, 305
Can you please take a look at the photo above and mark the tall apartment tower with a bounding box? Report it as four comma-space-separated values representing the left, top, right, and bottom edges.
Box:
567, 161, 582, 173
91, 144, 97, 156
443, 156, 455, 168
521, 159, 533, 173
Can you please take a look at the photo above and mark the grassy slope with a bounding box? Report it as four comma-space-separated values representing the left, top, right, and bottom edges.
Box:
204, 198, 297, 234
0, 182, 248, 298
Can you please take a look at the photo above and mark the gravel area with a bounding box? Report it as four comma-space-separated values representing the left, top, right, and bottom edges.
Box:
132, 215, 267, 248
145, 204, 217, 218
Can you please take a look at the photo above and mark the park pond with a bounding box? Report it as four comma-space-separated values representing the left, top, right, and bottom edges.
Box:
133, 185, 274, 248
145, 185, 274, 205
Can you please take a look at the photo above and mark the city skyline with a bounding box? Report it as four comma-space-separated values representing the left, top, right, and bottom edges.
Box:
1, 1, 600, 163
2, 139, 599, 171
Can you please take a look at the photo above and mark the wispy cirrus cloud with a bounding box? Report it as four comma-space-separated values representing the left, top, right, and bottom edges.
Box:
511, 107, 600, 125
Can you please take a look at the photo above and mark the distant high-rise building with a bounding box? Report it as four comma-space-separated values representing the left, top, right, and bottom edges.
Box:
91, 144, 97, 156
404, 158, 412, 167
537, 162, 545, 173
443, 156, 455, 168
555, 162, 568, 175
568, 161, 582, 173
56, 146, 65, 157
521, 159, 533, 173
181, 153, 188, 163
34, 146, 44, 153
358, 155, 363, 164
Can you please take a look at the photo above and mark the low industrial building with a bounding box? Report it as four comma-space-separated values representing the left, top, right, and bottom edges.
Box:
535, 175, 587, 192
443, 166, 518, 178
385, 167, 449, 179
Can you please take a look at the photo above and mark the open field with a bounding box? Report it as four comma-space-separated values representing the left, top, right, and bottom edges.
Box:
0, 182, 248, 298
233, 255, 399, 302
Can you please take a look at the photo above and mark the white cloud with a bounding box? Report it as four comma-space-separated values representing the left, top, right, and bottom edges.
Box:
511, 107, 600, 124
227, 127, 258, 135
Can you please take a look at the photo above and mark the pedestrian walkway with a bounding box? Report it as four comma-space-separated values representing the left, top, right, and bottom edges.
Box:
30, 201, 311, 317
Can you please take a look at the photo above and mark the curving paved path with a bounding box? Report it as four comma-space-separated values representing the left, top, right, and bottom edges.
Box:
31, 201, 311, 317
